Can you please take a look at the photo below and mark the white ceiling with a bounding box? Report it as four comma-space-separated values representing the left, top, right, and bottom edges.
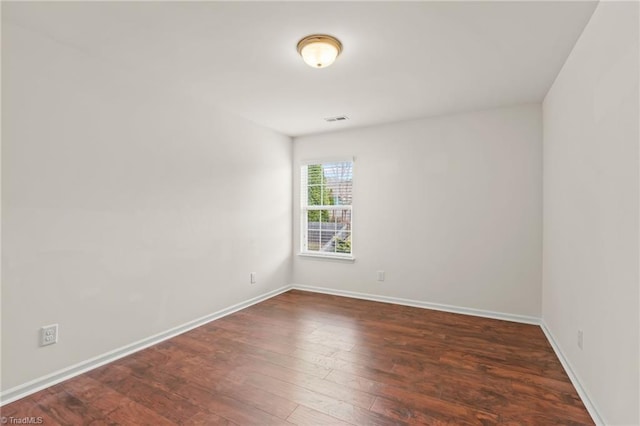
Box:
3, 1, 597, 137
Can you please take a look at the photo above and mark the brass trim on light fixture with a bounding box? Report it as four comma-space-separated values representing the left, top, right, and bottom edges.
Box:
296, 34, 343, 56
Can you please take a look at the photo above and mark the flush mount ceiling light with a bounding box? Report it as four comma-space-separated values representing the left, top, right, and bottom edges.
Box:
297, 34, 343, 69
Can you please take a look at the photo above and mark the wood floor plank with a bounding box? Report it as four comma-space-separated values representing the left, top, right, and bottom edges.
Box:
183, 410, 238, 425
214, 377, 300, 419
326, 368, 500, 424
60, 376, 146, 418
171, 381, 291, 426
370, 396, 458, 426
92, 364, 201, 423
3, 290, 593, 425
244, 372, 403, 426
286, 405, 354, 426
101, 399, 175, 426
241, 360, 377, 410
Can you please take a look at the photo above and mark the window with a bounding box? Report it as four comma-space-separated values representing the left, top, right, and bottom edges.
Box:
300, 160, 353, 258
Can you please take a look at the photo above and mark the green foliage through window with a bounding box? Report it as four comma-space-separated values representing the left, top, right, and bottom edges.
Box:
307, 164, 334, 221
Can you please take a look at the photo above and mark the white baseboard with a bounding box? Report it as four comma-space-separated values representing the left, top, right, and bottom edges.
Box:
0, 285, 292, 406
540, 321, 604, 425
291, 284, 541, 325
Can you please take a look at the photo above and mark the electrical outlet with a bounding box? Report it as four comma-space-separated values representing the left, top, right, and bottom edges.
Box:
577, 330, 583, 350
41, 324, 58, 346
377, 270, 385, 282
250, 272, 257, 284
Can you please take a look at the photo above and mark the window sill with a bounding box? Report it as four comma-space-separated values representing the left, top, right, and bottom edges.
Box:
298, 253, 356, 263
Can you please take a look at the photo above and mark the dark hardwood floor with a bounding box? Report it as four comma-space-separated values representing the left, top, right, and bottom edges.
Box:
2, 290, 593, 425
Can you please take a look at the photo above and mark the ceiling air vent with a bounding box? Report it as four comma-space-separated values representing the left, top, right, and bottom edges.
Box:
324, 115, 349, 122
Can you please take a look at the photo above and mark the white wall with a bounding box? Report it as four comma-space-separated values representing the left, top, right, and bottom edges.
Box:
1, 22, 292, 392
293, 104, 542, 318
542, 1, 639, 424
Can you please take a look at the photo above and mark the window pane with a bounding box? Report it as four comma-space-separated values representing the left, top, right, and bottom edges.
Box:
307, 211, 320, 229
307, 230, 320, 251
325, 186, 351, 206
335, 209, 351, 231
305, 162, 352, 207
308, 185, 321, 206
327, 210, 338, 228
323, 162, 353, 206
307, 165, 323, 185
336, 232, 351, 254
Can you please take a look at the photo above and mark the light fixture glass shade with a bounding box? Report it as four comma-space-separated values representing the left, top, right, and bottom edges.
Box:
297, 35, 342, 68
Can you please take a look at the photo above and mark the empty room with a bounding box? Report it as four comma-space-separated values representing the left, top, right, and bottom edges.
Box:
1, 1, 638, 425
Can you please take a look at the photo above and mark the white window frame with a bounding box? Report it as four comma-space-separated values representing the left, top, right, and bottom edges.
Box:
300, 159, 354, 260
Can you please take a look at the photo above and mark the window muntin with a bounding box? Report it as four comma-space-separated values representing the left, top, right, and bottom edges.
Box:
301, 161, 353, 258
